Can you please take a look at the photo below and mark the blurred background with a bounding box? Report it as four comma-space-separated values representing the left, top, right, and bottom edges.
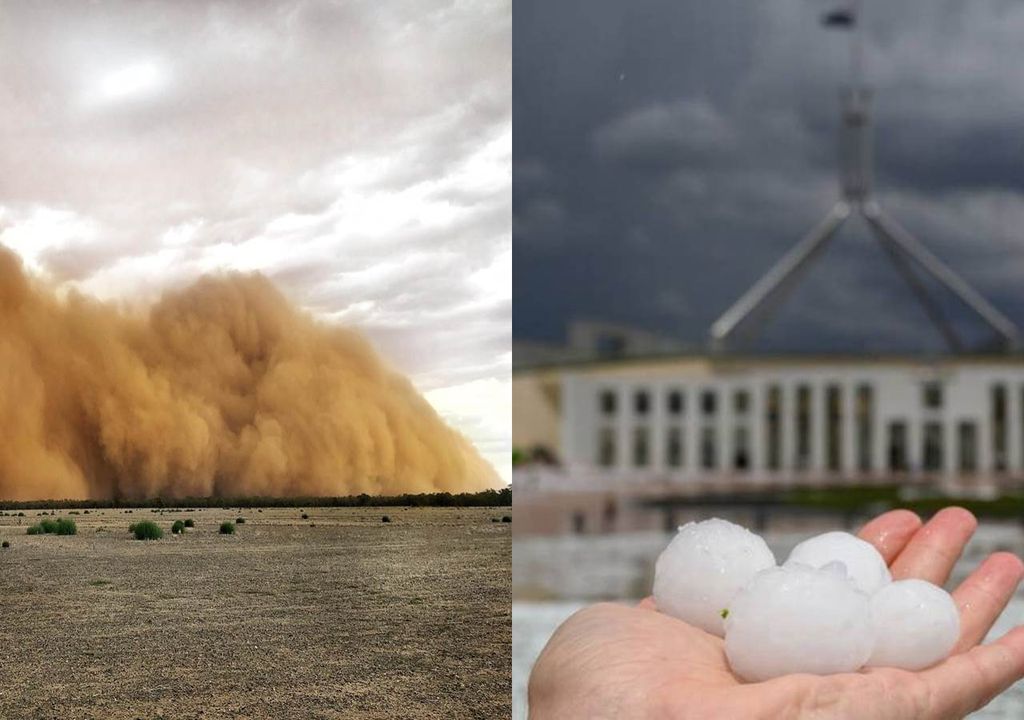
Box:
512, 1, 1024, 717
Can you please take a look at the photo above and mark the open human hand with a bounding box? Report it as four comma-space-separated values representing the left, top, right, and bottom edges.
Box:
528, 508, 1024, 719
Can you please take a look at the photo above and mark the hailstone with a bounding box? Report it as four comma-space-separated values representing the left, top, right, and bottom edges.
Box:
786, 531, 892, 595
653, 518, 775, 636
867, 579, 960, 670
724, 563, 874, 681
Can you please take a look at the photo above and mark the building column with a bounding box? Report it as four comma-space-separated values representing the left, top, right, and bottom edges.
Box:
750, 381, 765, 481
785, 381, 799, 483
719, 381, 732, 478
650, 382, 666, 476
686, 387, 700, 479
841, 382, 856, 478
942, 414, 956, 482
908, 407, 922, 478
1008, 380, 1021, 474
809, 381, 823, 476
617, 383, 631, 474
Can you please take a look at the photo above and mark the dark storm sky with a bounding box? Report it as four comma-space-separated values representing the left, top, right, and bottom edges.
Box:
513, 0, 1024, 353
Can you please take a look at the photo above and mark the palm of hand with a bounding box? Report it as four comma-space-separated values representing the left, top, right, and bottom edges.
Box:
529, 509, 1024, 720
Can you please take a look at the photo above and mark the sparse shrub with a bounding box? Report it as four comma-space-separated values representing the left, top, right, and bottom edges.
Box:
133, 521, 163, 541
83, 510, 90, 514
236, 517, 245, 524
219, 521, 235, 535
17, 512, 24, 517
69, 511, 80, 515
26, 525, 42, 535
491, 518, 499, 523
502, 516, 511, 523
171, 520, 185, 535
54, 518, 77, 535
2, 541, 9, 548
184, 519, 194, 528
128, 523, 137, 533
381, 516, 391, 523
301, 513, 309, 520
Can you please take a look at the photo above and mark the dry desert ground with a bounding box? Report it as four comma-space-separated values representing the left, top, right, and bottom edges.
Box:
0, 505, 511, 719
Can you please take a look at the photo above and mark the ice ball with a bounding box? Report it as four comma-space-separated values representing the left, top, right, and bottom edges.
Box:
867, 579, 960, 670
724, 563, 874, 681
653, 518, 775, 636
786, 531, 892, 595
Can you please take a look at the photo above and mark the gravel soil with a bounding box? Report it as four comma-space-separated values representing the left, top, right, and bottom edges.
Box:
0, 506, 510, 719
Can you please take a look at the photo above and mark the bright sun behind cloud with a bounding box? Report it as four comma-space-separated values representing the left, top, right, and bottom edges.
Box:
96, 60, 165, 102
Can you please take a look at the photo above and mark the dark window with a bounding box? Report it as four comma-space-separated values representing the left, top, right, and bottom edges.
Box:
856, 384, 873, 473
633, 427, 650, 467
958, 421, 977, 474
701, 390, 717, 416
992, 384, 1007, 472
734, 390, 750, 415
667, 390, 684, 416
701, 427, 717, 469
634, 391, 650, 416
600, 391, 617, 416
888, 421, 908, 472
922, 421, 943, 472
766, 385, 782, 471
826, 385, 842, 472
598, 427, 616, 467
922, 381, 943, 409
733, 426, 749, 471
796, 385, 812, 470
666, 427, 684, 468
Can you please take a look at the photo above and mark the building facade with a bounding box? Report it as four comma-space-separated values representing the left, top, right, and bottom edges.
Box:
516, 355, 1024, 492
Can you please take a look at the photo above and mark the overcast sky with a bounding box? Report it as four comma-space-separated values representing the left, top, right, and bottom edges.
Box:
0, 0, 511, 482
515, 0, 1024, 354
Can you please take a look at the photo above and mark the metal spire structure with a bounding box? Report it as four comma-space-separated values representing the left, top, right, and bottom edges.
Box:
709, 1, 1021, 352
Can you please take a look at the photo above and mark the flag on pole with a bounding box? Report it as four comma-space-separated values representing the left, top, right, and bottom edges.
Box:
821, 8, 855, 28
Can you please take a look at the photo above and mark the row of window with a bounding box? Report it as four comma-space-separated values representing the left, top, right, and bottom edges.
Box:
599, 381, 953, 419
597, 419, 987, 474
595, 381, 1023, 474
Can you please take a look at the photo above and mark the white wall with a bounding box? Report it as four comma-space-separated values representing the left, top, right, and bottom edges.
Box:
562, 361, 1024, 487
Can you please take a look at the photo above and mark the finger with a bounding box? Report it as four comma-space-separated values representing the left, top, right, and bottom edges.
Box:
857, 509, 923, 565
889, 507, 977, 584
951, 552, 1024, 653
917, 626, 1024, 718
637, 596, 657, 611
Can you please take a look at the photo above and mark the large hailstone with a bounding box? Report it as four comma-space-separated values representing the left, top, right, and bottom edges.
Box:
724, 563, 874, 681
867, 579, 960, 670
653, 518, 775, 636
786, 531, 892, 595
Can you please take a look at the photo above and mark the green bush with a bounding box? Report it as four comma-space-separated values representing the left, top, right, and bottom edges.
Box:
171, 520, 185, 535
236, 517, 245, 524
132, 521, 163, 541
219, 521, 235, 535
54, 518, 77, 535
184, 518, 194, 528
128, 523, 137, 533
28, 518, 76, 535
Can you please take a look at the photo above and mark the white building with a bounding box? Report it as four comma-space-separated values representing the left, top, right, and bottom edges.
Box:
552, 355, 1024, 491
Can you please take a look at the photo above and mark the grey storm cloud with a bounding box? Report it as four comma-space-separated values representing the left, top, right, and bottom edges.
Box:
0, 0, 511, 480
514, 0, 1024, 353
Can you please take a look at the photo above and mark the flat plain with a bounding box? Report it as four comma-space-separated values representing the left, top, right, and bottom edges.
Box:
0, 506, 510, 719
